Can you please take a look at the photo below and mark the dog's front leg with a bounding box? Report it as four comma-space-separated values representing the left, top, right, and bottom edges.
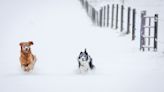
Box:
25, 66, 30, 72
21, 65, 26, 71
79, 66, 88, 73
27, 55, 36, 71
21, 65, 30, 72
28, 62, 35, 71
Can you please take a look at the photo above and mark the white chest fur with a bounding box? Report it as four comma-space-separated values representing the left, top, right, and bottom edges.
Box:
78, 56, 91, 73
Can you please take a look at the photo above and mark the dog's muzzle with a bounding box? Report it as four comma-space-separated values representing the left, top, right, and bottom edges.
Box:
23, 46, 30, 53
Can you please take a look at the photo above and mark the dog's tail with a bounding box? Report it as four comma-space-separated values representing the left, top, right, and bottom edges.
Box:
90, 64, 95, 70
89, 58, 95, 70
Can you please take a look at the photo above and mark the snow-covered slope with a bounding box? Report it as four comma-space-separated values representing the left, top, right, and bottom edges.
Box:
0, 0, 164, 92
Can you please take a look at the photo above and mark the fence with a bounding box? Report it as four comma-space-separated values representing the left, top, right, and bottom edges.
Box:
79, 0, 158, 51
140, 11, 158, 51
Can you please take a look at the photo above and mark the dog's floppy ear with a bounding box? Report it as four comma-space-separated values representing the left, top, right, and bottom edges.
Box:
19, 42, 23, 46
79, 52, 83, 57
29, 41, 33, 45
78, 52, 83, 59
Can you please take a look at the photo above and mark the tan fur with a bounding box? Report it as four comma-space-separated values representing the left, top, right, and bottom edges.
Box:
19, 41, 36, 72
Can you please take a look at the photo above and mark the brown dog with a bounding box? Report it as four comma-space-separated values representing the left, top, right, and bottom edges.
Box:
19, 41, 36, 72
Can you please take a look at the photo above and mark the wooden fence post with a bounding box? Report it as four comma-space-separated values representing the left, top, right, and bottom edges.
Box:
111, 4, 114, 28
103, 6, 106, 27
120, 5, 124, 32
132, 9, 136, 40
127, 7, 131, 34
100, 8, 103, 27
154, 14, 158, 51
96, 11, 99, 26
115, 4, 119, 29
107, 5, 110, 27
91, 7, 96, 24
85, 1, 89, 14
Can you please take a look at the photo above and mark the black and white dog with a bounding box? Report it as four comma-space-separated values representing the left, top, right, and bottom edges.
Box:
78, 49, 95, 73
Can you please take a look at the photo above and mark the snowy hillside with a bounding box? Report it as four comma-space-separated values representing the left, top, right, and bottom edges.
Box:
0, 0, 164, 92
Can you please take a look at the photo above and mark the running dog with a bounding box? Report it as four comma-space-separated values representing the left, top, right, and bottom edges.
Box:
78, 49, 95, 73
19, 41, 36, 72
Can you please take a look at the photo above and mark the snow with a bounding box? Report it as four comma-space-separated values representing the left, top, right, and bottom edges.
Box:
0, 0, 164, 92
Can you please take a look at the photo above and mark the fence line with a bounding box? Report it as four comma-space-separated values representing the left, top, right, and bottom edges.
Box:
79, 0, 159, 51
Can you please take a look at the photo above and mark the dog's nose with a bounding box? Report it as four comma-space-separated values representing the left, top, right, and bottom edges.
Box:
25, 48, 28, 51
25, 46, 29, 51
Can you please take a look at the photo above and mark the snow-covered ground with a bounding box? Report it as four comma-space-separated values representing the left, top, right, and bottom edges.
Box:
0, 0, 164, 92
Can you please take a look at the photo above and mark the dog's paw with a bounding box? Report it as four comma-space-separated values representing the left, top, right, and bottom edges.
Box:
79, 67, 89, 73
24, 67, 31, 72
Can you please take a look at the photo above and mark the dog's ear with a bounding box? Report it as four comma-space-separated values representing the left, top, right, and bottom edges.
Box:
84, 49, 87, 54
79, 52, 83, 59
19, 42, 23, 46
79, 52, 83, 56
29, 41, 33, 45
84, 48, 87, 52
